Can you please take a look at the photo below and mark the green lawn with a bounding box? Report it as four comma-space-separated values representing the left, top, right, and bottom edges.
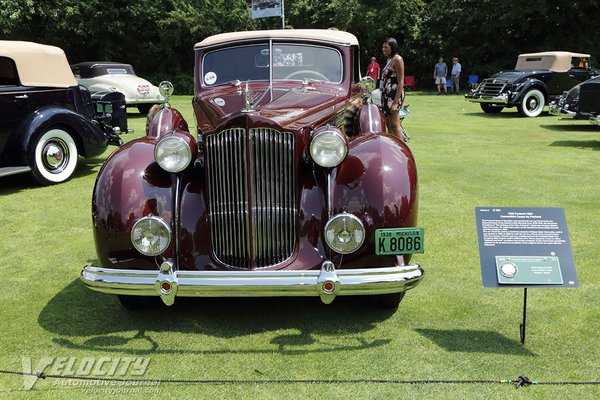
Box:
1, 94, 599, 399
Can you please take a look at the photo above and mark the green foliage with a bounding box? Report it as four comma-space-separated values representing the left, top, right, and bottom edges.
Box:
1, 0, 599, 90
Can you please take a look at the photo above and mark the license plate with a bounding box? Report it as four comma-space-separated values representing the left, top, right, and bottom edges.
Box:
375, 228, 424, 255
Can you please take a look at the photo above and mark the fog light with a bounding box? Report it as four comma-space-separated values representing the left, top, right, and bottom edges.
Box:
131, 216, 171, 256
324, 213, 365, 254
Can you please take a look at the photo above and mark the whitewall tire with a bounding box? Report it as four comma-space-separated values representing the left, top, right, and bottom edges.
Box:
31, 128, 78, 185
518, 89, 545, 117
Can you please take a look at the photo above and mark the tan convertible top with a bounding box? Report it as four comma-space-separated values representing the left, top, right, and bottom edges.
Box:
0, 40, 77, 87
515, 51, 590, 73
195, 29, 359, 48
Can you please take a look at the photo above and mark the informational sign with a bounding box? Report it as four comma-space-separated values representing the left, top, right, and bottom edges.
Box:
475, 207, 579, 288
251, 0, 282, 19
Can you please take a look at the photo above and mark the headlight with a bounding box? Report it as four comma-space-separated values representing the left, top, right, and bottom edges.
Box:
310, 127, 348, 168
131, 216, 172, 256
155, 134, 193, 172
324, 213, 365, 254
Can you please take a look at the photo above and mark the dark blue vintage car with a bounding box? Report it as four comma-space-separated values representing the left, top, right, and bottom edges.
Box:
0, 41, 126, 185
550, 75, 600, 125
465, 51, 600, 117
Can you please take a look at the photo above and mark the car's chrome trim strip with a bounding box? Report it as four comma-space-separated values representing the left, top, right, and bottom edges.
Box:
81, 264, 424, 305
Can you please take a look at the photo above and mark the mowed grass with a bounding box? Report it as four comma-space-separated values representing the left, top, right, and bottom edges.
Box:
0, 94, 599, 399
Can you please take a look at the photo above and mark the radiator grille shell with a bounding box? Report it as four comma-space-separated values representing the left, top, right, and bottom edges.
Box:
206, 128, 296, 269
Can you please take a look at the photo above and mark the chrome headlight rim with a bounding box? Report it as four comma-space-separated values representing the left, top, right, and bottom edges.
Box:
309, 128, 348, 168
324, 212, 366, 255
154, 134, 193, 173
131, 215, 172, 256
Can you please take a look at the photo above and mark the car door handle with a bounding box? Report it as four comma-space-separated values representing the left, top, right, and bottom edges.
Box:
14, 94, 29, 99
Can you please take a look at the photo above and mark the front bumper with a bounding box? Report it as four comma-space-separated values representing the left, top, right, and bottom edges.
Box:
80, 261, 424, 306
464, 92, 509, 104
549, 101, 576, 119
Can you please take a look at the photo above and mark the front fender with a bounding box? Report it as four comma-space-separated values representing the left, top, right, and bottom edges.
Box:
511, 79, 547, 104
332, 133, 418, 265
92, 137, 175, 270
92, 106, 191, 270
17, 106, 108, 163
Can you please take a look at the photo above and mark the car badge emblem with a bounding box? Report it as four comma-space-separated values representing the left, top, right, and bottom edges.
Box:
137, 84, 150, 95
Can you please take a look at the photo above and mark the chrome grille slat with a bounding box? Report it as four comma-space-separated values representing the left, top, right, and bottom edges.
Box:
478, 78, 509, 97
206, 127, 295, 269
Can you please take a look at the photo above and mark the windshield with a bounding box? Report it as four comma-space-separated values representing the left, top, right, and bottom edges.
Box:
201, 43, 343, 86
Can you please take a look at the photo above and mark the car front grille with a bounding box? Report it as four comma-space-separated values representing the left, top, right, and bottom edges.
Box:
477, 78, 509, 97
206, 127, 296, 269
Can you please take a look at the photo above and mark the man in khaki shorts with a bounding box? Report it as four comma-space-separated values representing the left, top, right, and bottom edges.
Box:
433, 57, 448, 95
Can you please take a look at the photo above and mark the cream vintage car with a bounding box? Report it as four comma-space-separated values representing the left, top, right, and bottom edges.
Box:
71, 62, 164, 114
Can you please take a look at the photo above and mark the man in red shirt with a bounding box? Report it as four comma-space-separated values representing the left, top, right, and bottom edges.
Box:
366, 57, 380, 84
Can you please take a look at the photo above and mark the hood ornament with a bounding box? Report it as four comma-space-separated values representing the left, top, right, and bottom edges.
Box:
241, 82, 255, 113
158, 81, 174, 108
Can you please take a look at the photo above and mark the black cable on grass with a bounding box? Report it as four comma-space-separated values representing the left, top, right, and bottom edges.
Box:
2, 369, 600, 389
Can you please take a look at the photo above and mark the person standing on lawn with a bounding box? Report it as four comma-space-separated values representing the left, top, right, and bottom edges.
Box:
451, 57, 462, 94
433, 57, 448, 95
381, 37, 408, 141
366, 56, 381, 85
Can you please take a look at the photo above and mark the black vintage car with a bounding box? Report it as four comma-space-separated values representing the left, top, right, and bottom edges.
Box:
465, 51, 600, 117
0, 41, 126, 185
549, 76, 600, 125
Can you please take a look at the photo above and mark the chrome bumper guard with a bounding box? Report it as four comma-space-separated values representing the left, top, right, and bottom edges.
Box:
464, 93, 509, 104
80, 261, 424, 306
549, 102, 576, 119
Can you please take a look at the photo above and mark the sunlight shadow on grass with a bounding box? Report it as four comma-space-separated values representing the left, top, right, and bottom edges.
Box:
415, 329, 535, 356
40, 279, 397, 355
549, 140, 600, 150
540, 124, 600, 133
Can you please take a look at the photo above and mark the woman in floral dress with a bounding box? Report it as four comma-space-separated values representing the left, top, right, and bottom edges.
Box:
381, 37, 407, 141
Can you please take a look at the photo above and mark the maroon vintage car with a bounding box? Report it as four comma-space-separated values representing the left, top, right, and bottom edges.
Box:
81, 30, 424, 309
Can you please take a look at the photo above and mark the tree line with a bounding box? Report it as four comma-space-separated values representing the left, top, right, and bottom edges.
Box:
1, 0, 598, 93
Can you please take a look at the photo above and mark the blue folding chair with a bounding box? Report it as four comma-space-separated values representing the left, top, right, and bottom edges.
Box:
468, 74, 479, 89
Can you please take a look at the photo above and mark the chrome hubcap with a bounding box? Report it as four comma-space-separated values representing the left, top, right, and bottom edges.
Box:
528, 97, 538, 110
42, 139, 69, 172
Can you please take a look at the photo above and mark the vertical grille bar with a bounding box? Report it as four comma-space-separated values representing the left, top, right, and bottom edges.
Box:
206, 127, 295, 269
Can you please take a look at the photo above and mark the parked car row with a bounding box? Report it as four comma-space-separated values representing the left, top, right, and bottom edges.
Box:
0, 41, 127, 185
465, 51, 600, 124
0, 40, 167, 186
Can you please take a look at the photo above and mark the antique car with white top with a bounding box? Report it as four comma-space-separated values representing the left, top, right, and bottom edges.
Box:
80, 29, 424, 309
465, 51, 599, 117
549, 75, 600, 125
71, 62, 164, 114
0, 41, 125, 185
